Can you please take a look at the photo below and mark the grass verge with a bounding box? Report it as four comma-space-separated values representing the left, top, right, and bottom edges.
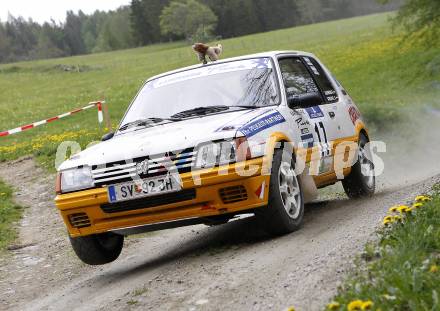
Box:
0, 180, 23, 252
327, 186, 440, 310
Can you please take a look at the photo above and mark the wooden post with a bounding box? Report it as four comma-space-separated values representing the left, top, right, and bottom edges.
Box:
102, 102, 112, 132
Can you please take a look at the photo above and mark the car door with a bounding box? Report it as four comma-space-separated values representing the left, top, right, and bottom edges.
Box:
301, 56, 355, 139
277, 56, 337, 176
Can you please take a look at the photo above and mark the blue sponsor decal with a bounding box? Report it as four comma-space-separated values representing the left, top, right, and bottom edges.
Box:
305, 106, 324, 119
240, 112, 285, 137
300, 133, 314, 148
251, 58, 271, 69
108, 186, 117, 202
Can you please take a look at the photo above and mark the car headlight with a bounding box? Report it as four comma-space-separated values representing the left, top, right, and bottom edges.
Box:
195, 137, 252, 169
59, 167, 94, 193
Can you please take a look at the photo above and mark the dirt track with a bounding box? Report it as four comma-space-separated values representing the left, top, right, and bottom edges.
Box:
0, 156, 439, 311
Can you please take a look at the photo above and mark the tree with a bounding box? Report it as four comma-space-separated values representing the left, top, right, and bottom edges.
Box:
144, 0, 170, 42
4, 15, 39, 61
94, 8, 134, 52
130, 0, 170, 45
379, 0, 440, 43
202, 0, 263, 38
160, 0, 218, 41
64, 11, 86, 55
30, 21, 67, 59
0, 22, 11, 62
130, 0, 152, 45
297, 0, 323, 24
254, 0, 299, 31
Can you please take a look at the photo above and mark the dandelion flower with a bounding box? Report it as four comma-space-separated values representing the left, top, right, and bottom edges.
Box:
415, 195, 431, 202
383, 216, 393, 226
388, 206, 399, 213
430, 265, 438, 273
286, 307, 295, 311
405, 207, 414, 214
412, 203, 424, 209
383, 220, 392, 226
347, 300, 363, 311
327, 301, 340, 310
361, 301, 374, 310
397, 205, 410, 214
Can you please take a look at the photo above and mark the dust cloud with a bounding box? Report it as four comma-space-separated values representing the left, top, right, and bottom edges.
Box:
376, 104, 440, 190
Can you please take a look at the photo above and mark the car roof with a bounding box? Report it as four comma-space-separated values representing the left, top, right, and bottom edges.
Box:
146, 50, 316, 82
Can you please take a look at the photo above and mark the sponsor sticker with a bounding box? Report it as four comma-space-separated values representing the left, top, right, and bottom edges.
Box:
301, 128, 309, 135
348, 106, 361, 125
239, 112, 285, 137
305, 106, 324, 119
300, 133, 314, 148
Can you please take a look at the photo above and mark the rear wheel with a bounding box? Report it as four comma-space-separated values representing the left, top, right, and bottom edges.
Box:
342, 134, 375, 198
256, 148, 304, 235
69, 232, 124, 265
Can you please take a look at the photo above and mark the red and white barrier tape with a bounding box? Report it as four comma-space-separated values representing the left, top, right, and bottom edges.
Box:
0, 101, 105, 137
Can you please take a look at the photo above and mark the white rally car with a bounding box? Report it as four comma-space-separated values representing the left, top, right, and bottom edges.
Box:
55, 51, 375, 265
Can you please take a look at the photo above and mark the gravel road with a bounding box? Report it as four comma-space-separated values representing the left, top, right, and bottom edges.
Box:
0, 156, 439, 311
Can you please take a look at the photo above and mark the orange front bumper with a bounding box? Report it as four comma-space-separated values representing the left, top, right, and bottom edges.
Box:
55, 158, 270, 237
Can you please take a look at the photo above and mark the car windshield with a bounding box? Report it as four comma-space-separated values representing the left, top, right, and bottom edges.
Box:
120, 58, 280, 129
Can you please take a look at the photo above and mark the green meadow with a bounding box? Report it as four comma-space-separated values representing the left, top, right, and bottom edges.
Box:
0, 12, 439, 169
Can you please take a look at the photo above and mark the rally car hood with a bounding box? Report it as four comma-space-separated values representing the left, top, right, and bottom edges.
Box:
59, 107, 276, 170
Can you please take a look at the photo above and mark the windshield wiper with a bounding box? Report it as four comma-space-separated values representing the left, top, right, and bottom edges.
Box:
170, 105, 230, 119
119, 117, 181, 132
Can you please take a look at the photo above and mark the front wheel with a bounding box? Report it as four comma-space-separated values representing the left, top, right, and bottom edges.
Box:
69, 232, 124, 265
256, 148, 304, 235
342, 134, 375, 198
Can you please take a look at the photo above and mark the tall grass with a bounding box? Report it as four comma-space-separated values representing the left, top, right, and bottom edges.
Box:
328, 188, 440, 310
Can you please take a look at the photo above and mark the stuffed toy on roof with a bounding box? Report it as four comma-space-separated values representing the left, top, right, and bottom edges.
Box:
192, 43, 223, 64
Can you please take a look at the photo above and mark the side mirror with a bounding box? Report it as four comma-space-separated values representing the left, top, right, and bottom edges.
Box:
101, 132, 115, 141
287, 93, 323, 109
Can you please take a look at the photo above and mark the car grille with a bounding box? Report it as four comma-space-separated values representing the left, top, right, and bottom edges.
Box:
100, 189, 197, 213
219, 185, 248, 204
92, 148, 195, 187
68, 213, 91, 228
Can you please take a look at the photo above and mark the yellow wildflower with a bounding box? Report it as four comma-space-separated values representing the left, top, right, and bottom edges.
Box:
430, 265, 438, 273
383, 219, 392, 226
383, 216, 393, 226
405, 207, 414, 214
286, 307, 295, 311
396, 205, 410, 214
347, 300, 364, 311
388, 206, 399, 213
361, 301, 373, 310
0, 193, 6, 196
412, 203, 424, 209
327, 301, 340, 310
415, 195, 431, 202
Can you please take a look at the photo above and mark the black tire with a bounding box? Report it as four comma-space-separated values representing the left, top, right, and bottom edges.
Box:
256, 148, 304, 236
342, 134, 375, 198
69, 232, 124, 265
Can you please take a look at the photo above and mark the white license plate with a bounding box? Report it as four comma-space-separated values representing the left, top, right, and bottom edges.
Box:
107, 174, 182, 203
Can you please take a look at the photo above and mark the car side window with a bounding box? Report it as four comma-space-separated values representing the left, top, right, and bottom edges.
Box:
302, 57, 339, 103
278, 58, 321, 98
